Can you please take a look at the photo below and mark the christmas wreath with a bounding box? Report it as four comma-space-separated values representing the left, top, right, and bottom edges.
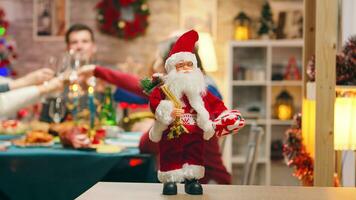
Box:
95, 0, 149, 40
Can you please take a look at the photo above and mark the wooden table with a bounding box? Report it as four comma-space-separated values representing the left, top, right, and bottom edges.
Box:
77, 182, 356, 200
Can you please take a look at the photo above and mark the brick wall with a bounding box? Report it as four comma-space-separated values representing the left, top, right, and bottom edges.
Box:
1, 0, 264, 99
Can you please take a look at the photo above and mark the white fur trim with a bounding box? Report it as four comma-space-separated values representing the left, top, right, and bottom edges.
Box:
165, 52, 197, 72
183, 163, 205, 180
155, 100, 174, 125
148, 121, 167, 142
158, 168, 185, 183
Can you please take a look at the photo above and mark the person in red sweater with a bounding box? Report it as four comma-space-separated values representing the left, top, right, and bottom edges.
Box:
78, 33, 232, 185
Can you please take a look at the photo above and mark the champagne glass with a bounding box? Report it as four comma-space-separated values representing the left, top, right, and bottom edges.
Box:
48, 95, 66, 123
40, 56, 58, 103
56, 53, 71, 80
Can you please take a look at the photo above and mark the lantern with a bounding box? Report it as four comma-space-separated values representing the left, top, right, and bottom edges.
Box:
234, 11, 251, 40
274, 90, 294, 120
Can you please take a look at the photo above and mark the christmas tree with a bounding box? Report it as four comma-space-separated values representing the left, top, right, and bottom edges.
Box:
0, 7, 17, 77
258, 1, 275, 38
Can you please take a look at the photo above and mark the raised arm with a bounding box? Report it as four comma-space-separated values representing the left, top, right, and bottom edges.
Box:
79, 65, 146, 98
0, 86, 41, 116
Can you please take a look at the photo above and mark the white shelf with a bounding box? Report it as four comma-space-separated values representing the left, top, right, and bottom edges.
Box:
227, 40, 303, 186
270, 81, 303, 86
231, 156, 268, 164
270, 119, 294, 125
230, 39, 303, 47
244, 119, 267, 125
232, 80, 266, 86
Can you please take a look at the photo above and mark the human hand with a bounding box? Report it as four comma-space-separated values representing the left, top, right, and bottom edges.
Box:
171, 108, 184, 118
23, 68, 55, 85
77, 64, 96, 85
38, 77, 63, 95
78, 64, 96, 78
9, 68, 55, 90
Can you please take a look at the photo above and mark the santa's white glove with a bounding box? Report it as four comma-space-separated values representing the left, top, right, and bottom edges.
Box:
155, 100, 174, 125
202, 120, 215, 140
148, 122, 166, 143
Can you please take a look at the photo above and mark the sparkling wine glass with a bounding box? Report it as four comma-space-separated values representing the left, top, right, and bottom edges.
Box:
48, 96, 66, 123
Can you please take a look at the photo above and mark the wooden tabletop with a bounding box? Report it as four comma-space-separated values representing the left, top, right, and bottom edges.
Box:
76, 182, 356, 200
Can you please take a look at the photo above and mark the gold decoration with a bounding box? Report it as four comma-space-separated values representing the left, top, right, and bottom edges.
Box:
160, 85, 188, 139
118, 21, 126, 29
141, 4, 148, 11
119, 112, 155, 131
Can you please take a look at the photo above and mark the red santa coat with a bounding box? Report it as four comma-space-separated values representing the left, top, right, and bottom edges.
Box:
149, 86, 227, 183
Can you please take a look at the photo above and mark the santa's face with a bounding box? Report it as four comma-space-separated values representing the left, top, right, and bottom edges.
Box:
165, 61, 206, 99
175, 61, 194, 73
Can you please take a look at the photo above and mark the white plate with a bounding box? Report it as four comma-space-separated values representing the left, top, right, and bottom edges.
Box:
0, 141, 11, 148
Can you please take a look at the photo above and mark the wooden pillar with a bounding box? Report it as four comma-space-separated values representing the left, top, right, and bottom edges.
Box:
314, 0, 337, 187
302, 0, 316, 157
303, 0, 316, 97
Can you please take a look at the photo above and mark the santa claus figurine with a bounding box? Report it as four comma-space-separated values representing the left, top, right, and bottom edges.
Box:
148, 30, 244, 195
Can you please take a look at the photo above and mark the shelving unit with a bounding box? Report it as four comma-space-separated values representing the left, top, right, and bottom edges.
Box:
226, 39, 303, 185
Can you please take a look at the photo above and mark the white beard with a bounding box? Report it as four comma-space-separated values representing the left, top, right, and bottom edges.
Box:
164, 68, 212, 134
165, 67, 207, 100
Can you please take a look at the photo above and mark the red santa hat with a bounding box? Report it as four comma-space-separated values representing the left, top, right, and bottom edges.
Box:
165, 30, 199, 72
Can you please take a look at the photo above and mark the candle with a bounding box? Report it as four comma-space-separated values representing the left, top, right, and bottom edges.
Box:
88, 86, 95, 129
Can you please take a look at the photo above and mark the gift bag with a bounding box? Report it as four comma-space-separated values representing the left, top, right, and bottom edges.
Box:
213, 110, 245, 137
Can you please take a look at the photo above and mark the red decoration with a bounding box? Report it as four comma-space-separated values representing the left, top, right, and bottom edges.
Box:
95, 0, 149, 40
284, 57, 301, 80
283, 113, 340, 186
118, 102, 148, 109
92, 129, 106, 144
213, 110, 245, 137
307, 35, 356, 85
129, 158, 143, 167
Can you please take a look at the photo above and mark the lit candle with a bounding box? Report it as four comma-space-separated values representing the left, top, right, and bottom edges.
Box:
88, 85, 95, 129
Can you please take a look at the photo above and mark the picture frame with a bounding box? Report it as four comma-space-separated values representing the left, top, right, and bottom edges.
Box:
179, 0, 217, 38
33, 0, 69, 41
270, 1, 303, 39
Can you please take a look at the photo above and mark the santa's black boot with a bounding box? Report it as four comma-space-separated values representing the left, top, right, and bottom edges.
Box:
184, 179, 203, 195
162, 182, 177, 195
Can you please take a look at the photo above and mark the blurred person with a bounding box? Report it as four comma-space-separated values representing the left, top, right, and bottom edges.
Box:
41, 23, 108, 148
0, 79, 63, 116
65, 24, 97, 63
78, 34, 231, 184
41, 24, 101, 122
0, 68, 54, 93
